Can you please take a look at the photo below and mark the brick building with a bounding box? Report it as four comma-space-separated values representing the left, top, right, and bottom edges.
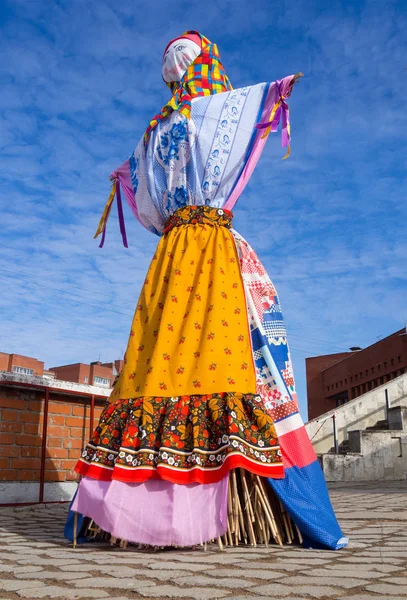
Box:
49, 359, 123, 388
0, 353, 44, 377
0, 353, 124, 388
306, 328, 407, 420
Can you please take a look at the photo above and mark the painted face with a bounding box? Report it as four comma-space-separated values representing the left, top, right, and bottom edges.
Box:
162, 38, 201, 83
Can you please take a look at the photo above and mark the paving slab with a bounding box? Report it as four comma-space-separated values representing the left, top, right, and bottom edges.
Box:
0, 481, 406, 600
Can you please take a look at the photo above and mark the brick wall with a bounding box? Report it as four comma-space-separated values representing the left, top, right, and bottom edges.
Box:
0, 385, 105, 489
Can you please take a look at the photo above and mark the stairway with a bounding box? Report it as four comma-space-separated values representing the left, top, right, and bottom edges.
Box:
320, 406, 407, 481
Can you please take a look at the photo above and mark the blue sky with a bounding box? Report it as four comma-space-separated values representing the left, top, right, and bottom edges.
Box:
1, 0, 406, 420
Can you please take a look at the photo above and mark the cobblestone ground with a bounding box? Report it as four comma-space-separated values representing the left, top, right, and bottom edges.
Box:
0, 482, 406, 600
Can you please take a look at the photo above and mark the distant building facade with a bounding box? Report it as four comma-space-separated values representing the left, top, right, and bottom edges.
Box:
49, 360, 124, 388
0, 353, 123, 389
306, 329, 407, 420
0, 352, 44, 377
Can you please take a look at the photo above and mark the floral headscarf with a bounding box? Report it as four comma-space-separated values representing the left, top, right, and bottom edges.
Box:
144, 30, 232, 143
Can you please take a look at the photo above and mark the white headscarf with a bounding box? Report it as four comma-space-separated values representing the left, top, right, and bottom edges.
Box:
162, 38, 201, 83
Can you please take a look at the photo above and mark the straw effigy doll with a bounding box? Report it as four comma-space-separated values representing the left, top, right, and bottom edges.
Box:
70, 30, 347, 551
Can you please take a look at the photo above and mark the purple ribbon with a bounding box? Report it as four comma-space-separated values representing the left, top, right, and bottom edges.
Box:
255, 81, 290, 148
99, 177, 128, 249
116, 179, 128, 248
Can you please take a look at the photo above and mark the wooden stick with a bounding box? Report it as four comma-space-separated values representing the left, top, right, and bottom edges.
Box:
255, 478, 282, 546
240, 470, 257, 546
295, 524, 303, 545
257, 476, 283, 545
228, 482, 235, 534
73, 512, 78, 549
217, 536, 224, 551
231, 471, 240, 545
240, 469, 255, 523
227, 516, 234, 546
278, 501, 292, 544
235, 474, 247, 544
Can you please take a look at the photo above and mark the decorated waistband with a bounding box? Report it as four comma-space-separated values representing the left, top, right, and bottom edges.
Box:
163, 205, 233, 234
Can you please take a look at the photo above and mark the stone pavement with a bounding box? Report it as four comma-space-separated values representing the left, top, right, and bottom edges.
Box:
0, 481, 406, 600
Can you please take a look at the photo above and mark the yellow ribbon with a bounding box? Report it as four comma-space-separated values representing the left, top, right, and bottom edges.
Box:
282, 144, 291, 160
94, 180, 116, 240
260, 99, 282, 140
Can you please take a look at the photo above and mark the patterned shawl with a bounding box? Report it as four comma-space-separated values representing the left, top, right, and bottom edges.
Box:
144, 30, 233, 143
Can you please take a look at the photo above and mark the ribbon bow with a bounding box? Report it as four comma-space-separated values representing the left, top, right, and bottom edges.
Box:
255, 81, 291, 159
94, 177, 128, 248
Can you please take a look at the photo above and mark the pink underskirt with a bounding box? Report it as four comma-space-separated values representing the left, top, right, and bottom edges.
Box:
72, 476, 229, 546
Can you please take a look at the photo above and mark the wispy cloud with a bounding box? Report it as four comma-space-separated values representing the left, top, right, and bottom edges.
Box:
1, 0, 406, 419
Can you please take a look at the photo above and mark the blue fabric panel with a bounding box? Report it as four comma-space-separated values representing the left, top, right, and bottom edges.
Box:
268, 460, 348, 550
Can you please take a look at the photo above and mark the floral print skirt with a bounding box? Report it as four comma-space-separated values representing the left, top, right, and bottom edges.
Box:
75, 206, 284, 484
76, 393, 283, 484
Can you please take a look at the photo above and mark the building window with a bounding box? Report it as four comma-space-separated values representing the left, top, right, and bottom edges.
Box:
391, 358, 394, 366
365, 369, 369, 376
12, 366, 34, 376
371, 367, 375, 374
378, 363, 381, 371
384, 361, 388, 368
360, 372, 363, 378
94, 376, 110, 387
350, 376, 353, 382
345, 378, 347, 384
398, 356, 402, 363
84, 376, 88, 383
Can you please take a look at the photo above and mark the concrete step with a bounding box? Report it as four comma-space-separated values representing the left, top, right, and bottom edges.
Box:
366, 419, 389, 431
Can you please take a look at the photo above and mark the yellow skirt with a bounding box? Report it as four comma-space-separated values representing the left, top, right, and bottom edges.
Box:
110, 206, 257, 401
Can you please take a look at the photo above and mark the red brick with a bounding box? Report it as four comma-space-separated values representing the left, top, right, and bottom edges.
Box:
47, 425, 65, 437
12, 458, 41, 470
1, 409, 19, 421
21, 447, 38, 458
72, 405, 87, 417
15, 434, 41, 446
27, 400, 43, 412
21, 412, 42, 424
64, 438, 83, 450
0, 469, 18, 481
65, 470, 80, 481
68, 449, 81, 459
0, 433, 15, 445
0, 397, 27, 410
0, 458, 10, 469
60, 459, 77, 471
65, 416, 84, 427
0, 445, 20, 458
49, 402, 71, 415
47, 437, 63, 448
24, 423, 41, 435
69, 427, 84, 438
45, 458, 60, 469
18, 469, 39, 481
45, 470, 66, 482
48, 415, 65, 426
0, 422, 23, 434
47, 447, 68, 459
